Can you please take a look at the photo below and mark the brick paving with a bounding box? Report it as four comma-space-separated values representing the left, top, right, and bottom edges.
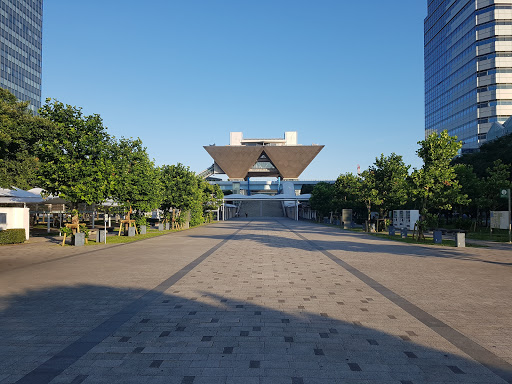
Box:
0, 218, 510, 384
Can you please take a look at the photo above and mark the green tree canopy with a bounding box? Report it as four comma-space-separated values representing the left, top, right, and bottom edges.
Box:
453, 132, 512, 180
310, 182, 335, 218
160, 163, 199, 212
368, 153, 410, 216
411, 130, 468, 214
37, 99, 114, 207
476, 160, 511, 212
110, 137, 162, 213
0, 88, 52, 189
332, 173, 361, 212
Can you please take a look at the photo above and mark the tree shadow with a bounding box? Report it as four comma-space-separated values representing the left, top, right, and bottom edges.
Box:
0, 284, 508, 384
192, 219, 512, 267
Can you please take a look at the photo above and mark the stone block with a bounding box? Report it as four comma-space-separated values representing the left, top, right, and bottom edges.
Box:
158, 223, 164, 231
165, 223, 170, 230
73, 232, 85, 246
128, 227, 136, 237
140, 225, 147, 235
456, 232, 465, 247
388, 226, 395, 236
400, 228, 408, 238
433, 230, 442, 244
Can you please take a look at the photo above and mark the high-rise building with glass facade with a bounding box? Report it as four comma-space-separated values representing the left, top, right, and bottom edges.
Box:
0, 0, 42, 113
425, 0, 512, 153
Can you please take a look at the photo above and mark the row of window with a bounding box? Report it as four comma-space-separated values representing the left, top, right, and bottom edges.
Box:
426, 56, 475, 94
425, 0, 467, 42
0, 12, 42, 52
477, 83, 512, 92
426, 104, 477, 132
426, 88, 476, 121
477, 115, 510, 124
477, 99, 512, 108
425, 1, 474, 59
0, 78, 40, 108
477, 68, 512, 77
0, 0, 42, 30
426, 73, 476, 110
0, 43, 42, 80
477, 52, 512, 61
0, 26, 42, 70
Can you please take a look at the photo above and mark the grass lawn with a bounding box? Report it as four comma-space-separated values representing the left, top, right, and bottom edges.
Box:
318, 223, 484, 247
466, 228, 511, 243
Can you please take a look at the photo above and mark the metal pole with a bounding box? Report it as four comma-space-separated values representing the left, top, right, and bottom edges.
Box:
104, 217, 107, 244
47, 212, 50, 233
508, 188, 511, 244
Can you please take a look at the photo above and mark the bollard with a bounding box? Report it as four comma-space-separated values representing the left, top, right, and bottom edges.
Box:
96, 230, 106, 243
456, 232, 465, 247
400, 227, 408, 239
140, 226, 147, 235
433, 230, 442, 244
389, 226, 396, 236
73, 232, 85, 246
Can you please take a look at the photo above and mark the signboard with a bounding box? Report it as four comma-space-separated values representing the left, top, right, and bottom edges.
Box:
490, 211, 510, 230
500, 189, 509, 199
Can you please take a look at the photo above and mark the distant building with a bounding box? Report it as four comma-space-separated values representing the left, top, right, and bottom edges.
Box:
203, 132, 323, 181
0, 0, 43, 113
424, 1, 512, 153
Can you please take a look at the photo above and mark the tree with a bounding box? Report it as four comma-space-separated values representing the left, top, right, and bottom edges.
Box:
359, 169, 383, 222
160, 163, 201, 223
368, 153, 410, 217
453, 132, 512, 180
110, 137, 162, 214
411, 130, 469, 226
200, 180, 223, 222
309, 182, 335, 219
476, 160, 511, 213
453, 164, 479, 215
0, 88, 52, 189
332, 173, 361, 212
37, 99, 114, 214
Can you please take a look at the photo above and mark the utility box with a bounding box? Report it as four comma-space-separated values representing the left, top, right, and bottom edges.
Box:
393, 210, 420, 230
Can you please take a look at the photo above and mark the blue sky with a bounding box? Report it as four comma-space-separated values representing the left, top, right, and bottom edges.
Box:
42, 1, 427, 180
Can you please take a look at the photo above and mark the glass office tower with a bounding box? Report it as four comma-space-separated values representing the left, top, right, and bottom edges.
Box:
425, 1, 512, 153
0, 0, 42, 113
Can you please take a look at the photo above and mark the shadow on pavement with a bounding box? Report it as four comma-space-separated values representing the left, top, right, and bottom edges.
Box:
0, 284, 509, 384
192, 219, 512, 267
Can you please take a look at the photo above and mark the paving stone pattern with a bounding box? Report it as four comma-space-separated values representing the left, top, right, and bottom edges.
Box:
0, 219, 510, 383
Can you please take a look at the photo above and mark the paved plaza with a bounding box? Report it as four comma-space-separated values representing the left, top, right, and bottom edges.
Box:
0, 218, 511, 384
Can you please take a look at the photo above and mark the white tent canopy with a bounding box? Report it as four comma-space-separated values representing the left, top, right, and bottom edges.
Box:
0, 188, 45, 204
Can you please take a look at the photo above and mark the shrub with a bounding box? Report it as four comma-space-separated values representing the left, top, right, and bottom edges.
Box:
0, 228, 26, 244
60, 227, 73, 236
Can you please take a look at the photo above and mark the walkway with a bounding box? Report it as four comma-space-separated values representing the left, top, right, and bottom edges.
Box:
0, 218, 510, 384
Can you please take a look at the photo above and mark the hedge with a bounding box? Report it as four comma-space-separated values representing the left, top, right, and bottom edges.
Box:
0, 229, 26, 244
